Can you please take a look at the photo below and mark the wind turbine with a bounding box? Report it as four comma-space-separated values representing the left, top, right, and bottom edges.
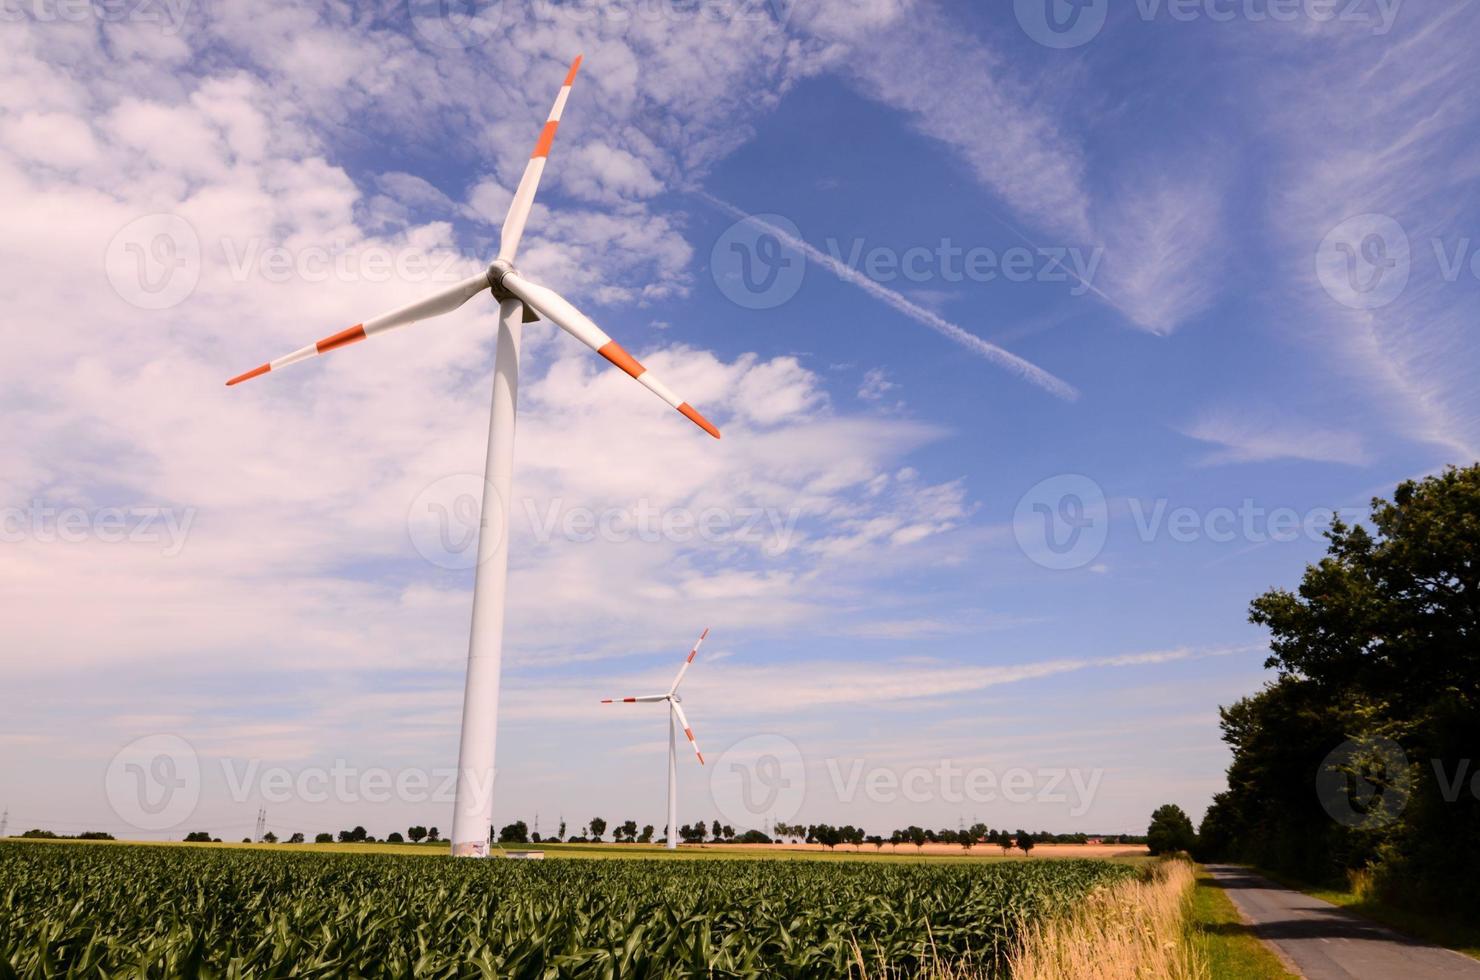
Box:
602, 628, 708, 850
226, 56, 721, 858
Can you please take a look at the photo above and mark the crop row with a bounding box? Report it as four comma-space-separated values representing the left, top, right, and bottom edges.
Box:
0, 843, 1136, 977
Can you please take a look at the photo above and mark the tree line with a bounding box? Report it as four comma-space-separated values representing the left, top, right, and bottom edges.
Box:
1195, 466, 1479, 913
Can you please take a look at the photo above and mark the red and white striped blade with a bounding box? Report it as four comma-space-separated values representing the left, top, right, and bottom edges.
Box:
599, 694, 668, 704
225, 273, 490, 386
671, 701, 704, 765
667, 627, 709, 695
498, 55, 581, 265
500, 271, 721, 438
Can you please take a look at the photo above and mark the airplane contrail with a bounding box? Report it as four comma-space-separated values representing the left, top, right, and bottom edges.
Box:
699, 192, 1079, 402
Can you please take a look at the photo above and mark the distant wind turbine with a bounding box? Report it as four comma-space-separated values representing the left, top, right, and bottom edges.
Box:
602, 628, 709, 850
227, 56, 721, 858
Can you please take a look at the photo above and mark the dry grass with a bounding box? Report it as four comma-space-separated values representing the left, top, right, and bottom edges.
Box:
852, 860, 1207, 980
1005, 859, 1207, 980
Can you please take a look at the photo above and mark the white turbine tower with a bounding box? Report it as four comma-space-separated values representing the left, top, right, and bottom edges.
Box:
601, 628, 709, 850
226, 56, 721, 858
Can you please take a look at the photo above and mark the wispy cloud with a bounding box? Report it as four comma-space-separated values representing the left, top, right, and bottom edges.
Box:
1179, 410, 1372, 466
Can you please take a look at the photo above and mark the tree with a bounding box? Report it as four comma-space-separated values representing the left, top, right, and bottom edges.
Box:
499, 821, 529, 844
315, 832, 334, 844
557, 820, 566, 842
183, 831, 211, 842
387, 831, 405, 843
287, 832, 305, 844
711, 819, 723, 841
1205, 466, 1480, 909
619, 820, 638, 842
908, 826, 927, 853
1146, 804, 1196, 856
639, 824, 654, 843
261, 831, 278, 844
407, 825, 427, 843
241, 838, 252, 843
1017, 830, 1035, 856
588, 817, 607, 841
426, 827, 440, 843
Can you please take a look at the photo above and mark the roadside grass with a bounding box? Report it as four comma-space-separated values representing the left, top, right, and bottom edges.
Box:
1189, 867, 1298, 980
1253, 866, 1480, 961
1008, 859, 1208, 980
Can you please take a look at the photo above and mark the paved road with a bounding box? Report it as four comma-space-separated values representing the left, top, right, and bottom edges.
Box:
1205, 865, 1480, 980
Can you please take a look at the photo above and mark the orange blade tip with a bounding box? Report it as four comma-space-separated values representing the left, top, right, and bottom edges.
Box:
565, 55, 583, 85
679, 403, 721, 439
227, 363, 270, 386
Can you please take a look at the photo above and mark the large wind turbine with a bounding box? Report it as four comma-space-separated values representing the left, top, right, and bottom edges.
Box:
601, 628, 708, 850
226, 56, 721, 858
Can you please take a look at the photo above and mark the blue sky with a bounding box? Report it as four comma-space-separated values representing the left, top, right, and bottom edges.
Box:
2, 0, 1477, 843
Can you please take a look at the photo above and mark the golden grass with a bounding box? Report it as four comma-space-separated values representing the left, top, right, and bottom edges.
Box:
1005, 859, 1208, 980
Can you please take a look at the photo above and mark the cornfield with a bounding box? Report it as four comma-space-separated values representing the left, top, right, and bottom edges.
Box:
0, 842, 1136, 977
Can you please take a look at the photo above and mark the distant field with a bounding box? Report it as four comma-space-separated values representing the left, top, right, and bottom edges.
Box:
9, 835, 1149, 864
0, 840, 1140, 976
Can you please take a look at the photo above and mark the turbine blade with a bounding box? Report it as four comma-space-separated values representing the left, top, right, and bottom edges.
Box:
600, 694, 668, 704
501, 271, 721, 438
498, 55, 582, 265
671, 701, 703, 765
668, 627, 709, 695
226, 273, 490, 385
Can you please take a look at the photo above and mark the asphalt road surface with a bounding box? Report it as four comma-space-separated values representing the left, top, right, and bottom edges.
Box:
1205, 865, 1480, 980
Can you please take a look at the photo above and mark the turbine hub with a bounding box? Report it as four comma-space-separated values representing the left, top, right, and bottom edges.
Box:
486, 259, 515, 291
671, 694, 682, 703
